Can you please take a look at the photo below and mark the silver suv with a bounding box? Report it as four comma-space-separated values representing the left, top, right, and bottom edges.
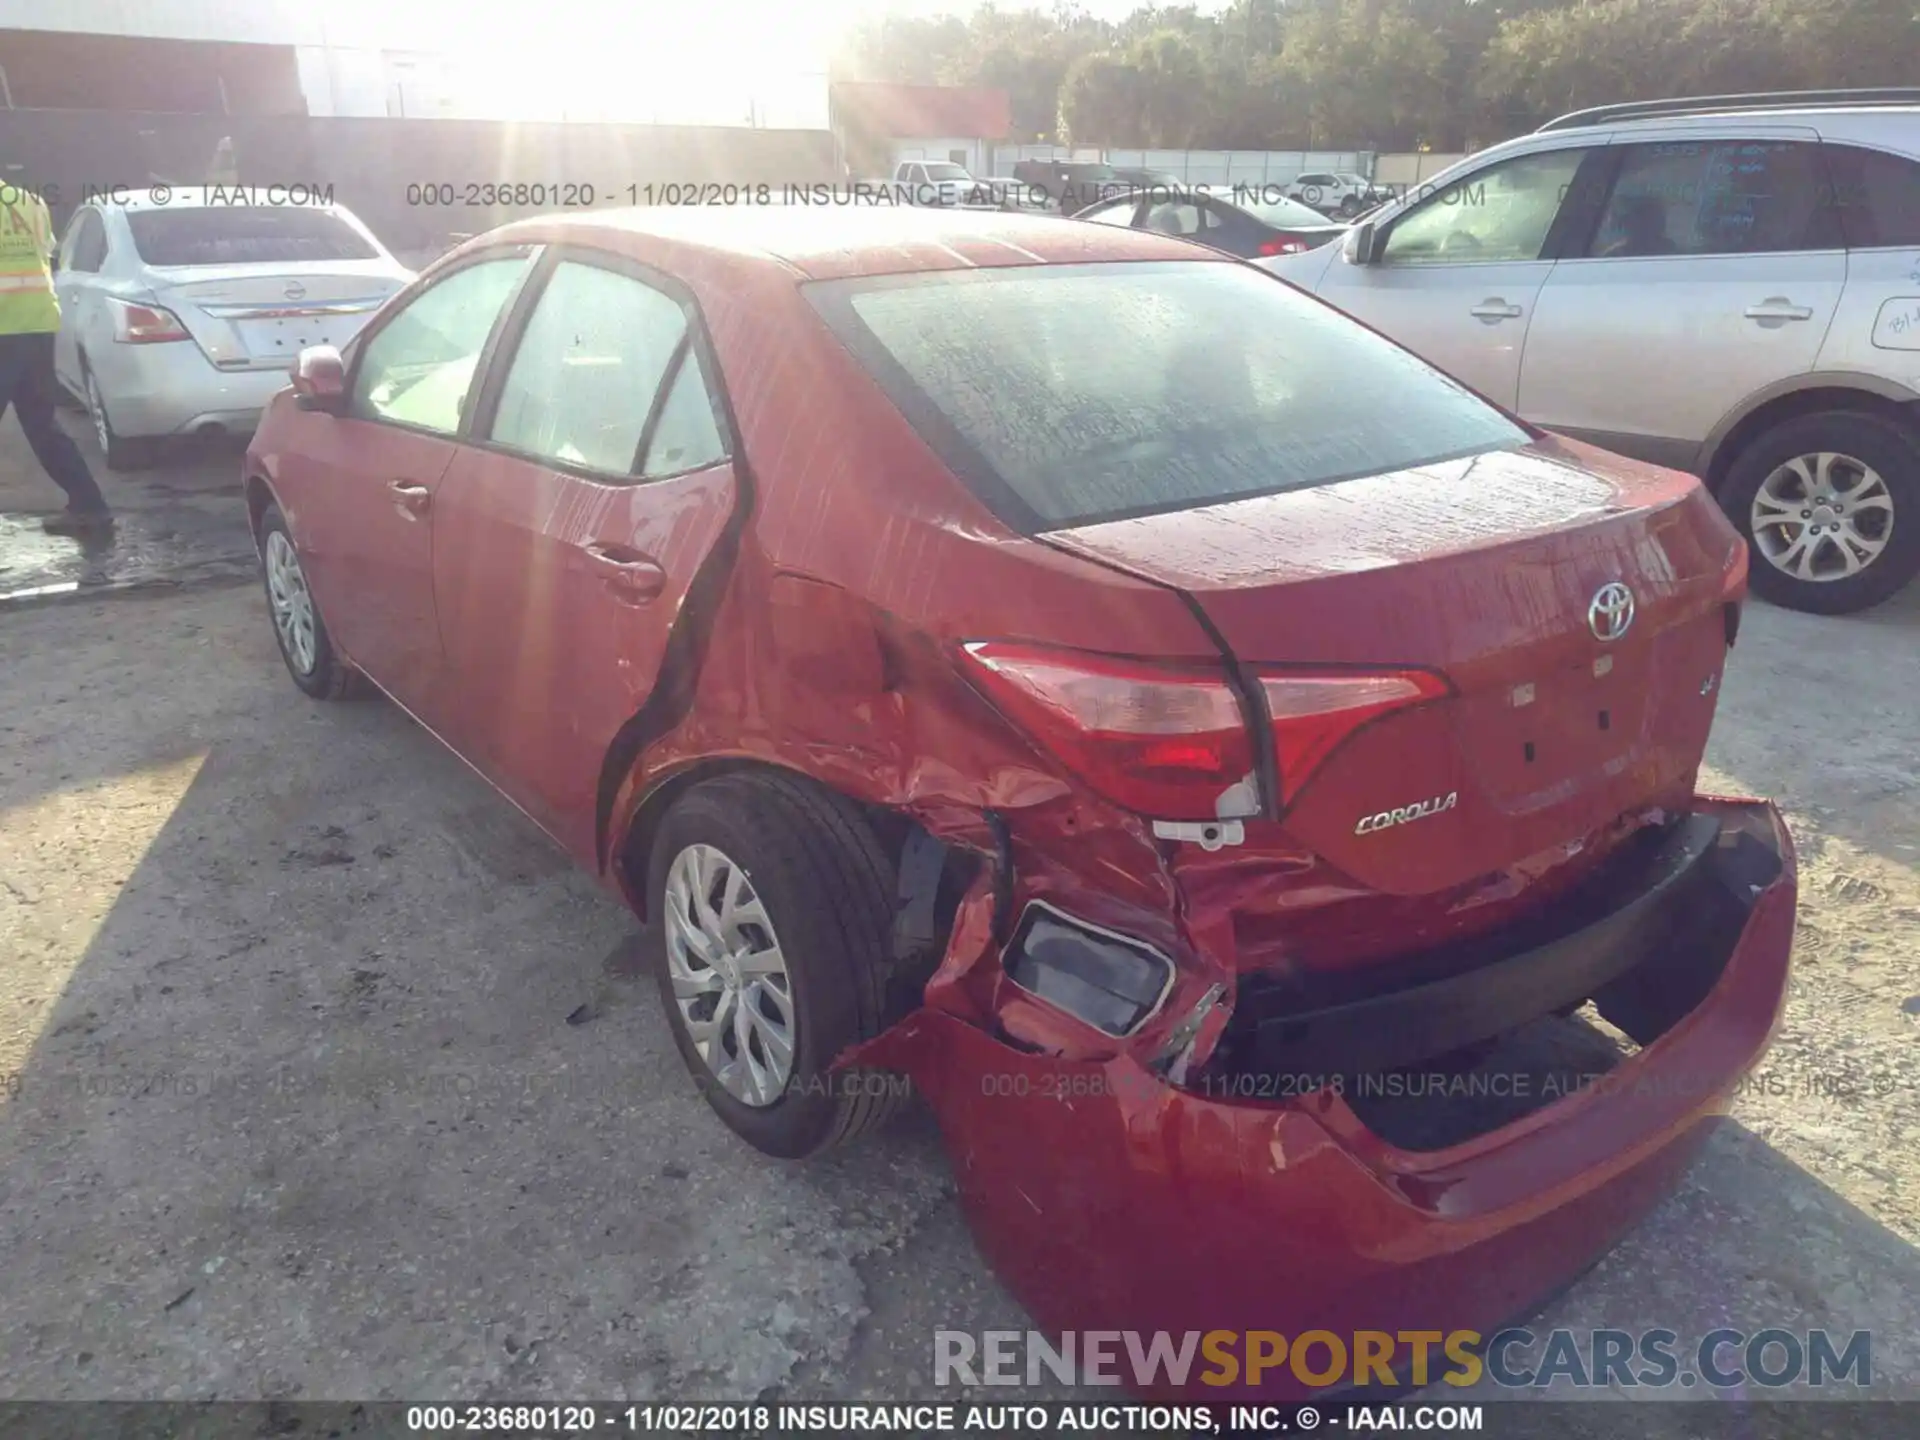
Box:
1264, 89, 1920, 614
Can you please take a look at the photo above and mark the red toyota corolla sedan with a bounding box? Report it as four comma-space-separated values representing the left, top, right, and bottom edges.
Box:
244, 205, 1796, 1401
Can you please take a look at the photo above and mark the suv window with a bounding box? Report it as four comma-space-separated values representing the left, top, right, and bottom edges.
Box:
1586, 140, 1840, 258
352, 255, 530, 435
489, 259, 722, 477
127, 206, 379, 266
61, 209, 109, 272
1382, 148, 1589, 265
1822, 144, 1920, 248
808, 260, 1530, 531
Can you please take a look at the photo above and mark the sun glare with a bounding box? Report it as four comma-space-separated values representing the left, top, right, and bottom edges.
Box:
356, 0, 841, 125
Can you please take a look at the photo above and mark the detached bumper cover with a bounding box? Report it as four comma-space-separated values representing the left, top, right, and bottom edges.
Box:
847, 797, 1796, 1402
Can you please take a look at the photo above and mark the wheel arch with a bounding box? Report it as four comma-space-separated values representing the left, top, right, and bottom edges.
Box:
243, 472, 281, 552
1702, 375, 1920, 494
611, 757, 934, 925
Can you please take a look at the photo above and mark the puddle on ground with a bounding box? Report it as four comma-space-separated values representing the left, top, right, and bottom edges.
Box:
0, 511, 257, 605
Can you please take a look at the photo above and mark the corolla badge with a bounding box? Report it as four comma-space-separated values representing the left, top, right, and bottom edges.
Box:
1355, 791, 1458, 835
1588, 581, 1635, 642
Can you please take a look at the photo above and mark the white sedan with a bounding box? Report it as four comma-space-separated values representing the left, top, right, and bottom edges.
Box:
51, 189, 413, 469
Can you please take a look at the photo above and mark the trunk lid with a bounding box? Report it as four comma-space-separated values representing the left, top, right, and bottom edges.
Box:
1042, 438, 1743, 899
146, 262, 408, 371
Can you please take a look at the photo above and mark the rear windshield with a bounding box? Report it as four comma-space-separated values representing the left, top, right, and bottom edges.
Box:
807, 260, 1530, 531
1237, 193, 1338, 227
127, 207, 378, 266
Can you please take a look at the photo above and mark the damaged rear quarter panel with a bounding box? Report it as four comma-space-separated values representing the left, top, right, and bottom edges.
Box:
602, 252, 1236, 1059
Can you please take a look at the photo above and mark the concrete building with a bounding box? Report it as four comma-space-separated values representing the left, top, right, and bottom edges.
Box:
828, 82, 1013, 179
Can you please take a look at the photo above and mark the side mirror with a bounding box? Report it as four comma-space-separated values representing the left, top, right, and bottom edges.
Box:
1342, 220, 1380, 266
292, 345, 347, 414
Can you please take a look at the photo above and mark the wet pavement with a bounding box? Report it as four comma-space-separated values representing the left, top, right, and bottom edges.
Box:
0, 402, 257, 608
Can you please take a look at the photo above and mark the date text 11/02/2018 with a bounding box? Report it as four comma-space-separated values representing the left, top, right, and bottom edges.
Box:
406, 183, 784, 208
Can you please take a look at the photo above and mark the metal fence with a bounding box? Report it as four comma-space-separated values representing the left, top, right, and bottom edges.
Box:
986, 144, 1371, 186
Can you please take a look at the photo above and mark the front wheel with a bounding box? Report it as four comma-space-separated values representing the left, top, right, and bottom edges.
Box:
1337, 195, 1362, 218
649, 772, 911, 1159
1719, 411, 1920, 614
258, 502, 364, 699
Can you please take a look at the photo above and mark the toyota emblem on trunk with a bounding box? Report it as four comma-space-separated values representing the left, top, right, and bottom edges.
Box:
284, 281, 307, 300
1588, 582, 1635, 642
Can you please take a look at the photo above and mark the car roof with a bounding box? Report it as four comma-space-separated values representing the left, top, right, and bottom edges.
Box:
1605, 104, 1920, 132
483, 203, 1219, 282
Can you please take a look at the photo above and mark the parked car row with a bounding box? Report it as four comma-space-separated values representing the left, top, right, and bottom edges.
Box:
1282, 169, 1394, 217
240, 199, 1792, 1405
56, 95, 1920, 618
1073, 184, 1348, 260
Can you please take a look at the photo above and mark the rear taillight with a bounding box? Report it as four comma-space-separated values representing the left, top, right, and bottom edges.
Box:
959, 642, 1258, 821
1258, 669, 1452, 804
1258, 236, 1310, 256
109, 299, 191, 344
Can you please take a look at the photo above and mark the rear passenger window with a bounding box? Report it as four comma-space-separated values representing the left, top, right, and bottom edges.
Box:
1823, 145, 1920, 248
1143, 201, 1210, 238
489, 261, 690, 475
641, 354, 726, 477
1586, 140, 1841, 258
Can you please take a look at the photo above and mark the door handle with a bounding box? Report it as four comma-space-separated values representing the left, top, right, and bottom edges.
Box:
387, 480, 432, 518
1744, 298, 1814, 323
582, 543, 667, 603
1470, 299, 1524, 323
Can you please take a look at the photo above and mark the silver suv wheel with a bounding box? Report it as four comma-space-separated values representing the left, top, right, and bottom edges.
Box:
1750, 450, 1894, 584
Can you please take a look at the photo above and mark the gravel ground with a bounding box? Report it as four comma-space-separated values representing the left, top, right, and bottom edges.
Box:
0, 569, 1915, 1428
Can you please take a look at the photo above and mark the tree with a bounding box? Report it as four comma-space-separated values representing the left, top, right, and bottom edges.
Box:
832, 0, 1920, 156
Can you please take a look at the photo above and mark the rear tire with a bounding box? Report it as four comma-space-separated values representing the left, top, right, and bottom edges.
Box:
82, 361, 160, 472
258, 502, 365, 700
649, 772, 912, 1159
1719, 410, 1920, 615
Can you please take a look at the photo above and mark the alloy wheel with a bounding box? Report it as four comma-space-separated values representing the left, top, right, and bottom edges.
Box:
662, 842, 796, 1108
264, 530, 318, 675
1750, 451, 1895, 584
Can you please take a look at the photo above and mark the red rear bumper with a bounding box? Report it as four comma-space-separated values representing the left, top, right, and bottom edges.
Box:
864, 797, 1796, 1402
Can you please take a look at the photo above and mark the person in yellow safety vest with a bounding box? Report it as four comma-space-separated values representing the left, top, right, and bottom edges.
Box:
0, 181, 113, 535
